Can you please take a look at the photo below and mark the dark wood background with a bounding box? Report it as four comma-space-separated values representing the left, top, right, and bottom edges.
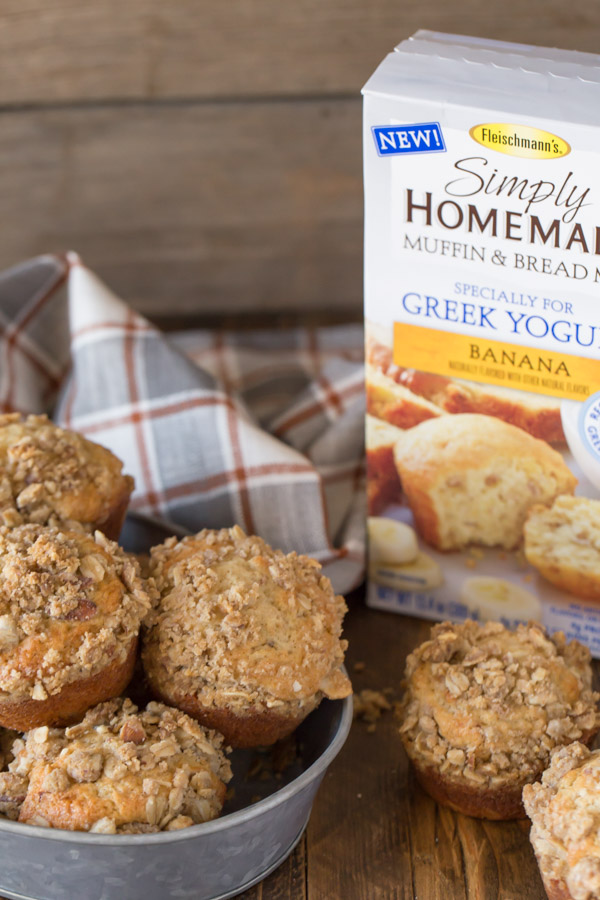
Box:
1, 0, 598, 318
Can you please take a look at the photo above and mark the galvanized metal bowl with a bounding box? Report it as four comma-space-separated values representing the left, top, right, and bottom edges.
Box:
0, 517, 353, 900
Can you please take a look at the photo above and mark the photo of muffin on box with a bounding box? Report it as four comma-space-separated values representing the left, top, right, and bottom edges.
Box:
524, 496, 600, 600
393, 413, 576, 552
363, 316, 600, 638
366, 414, 404, 515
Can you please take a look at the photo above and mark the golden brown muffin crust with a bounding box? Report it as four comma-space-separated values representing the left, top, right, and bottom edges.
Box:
524, 743, 600, 900
0, 525, 152, 704
13, 698, 231, 833
143, 526, 351, 718
400, 621, 599, 797
0, 413, 133, 535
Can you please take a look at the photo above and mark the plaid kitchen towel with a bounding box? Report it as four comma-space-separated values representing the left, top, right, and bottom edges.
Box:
0, 253, 366, 594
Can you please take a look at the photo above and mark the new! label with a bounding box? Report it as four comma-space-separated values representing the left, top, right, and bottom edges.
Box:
372, 122, 446, 156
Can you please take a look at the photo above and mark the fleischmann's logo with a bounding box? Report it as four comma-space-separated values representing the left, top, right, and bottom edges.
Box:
469, 123, 570, 160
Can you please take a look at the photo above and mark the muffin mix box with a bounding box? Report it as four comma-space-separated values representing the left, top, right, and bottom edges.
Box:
362, 32, 600, 654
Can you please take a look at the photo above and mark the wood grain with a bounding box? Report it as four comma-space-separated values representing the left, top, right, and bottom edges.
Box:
0, 99, 362, 316
298, 604, 548, 900
0, 0, 599, 105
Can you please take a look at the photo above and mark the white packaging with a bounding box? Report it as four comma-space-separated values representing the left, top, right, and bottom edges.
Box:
363, 31, 600, 653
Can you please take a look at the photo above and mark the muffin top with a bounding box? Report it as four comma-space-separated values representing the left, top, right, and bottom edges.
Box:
0, 413, 133, 532
0, 524, 152, 701
393, 413, 574, 485
143, 526, 351, 712
400, 620, 599, 788
524, 742, 600, 900
0, 729, 26, 820
12, 698, 232, 833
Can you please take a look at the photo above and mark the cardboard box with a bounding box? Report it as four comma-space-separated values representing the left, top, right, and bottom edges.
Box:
362, 31, 600, 653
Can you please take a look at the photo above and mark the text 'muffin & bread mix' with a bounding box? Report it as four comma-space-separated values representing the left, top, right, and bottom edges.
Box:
362, 32, 600, 654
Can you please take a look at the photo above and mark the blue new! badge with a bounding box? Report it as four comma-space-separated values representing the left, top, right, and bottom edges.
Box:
372, 122, 446, 156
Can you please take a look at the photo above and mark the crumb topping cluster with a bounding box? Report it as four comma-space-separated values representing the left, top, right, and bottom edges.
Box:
524, 743, 600, 900
0, 525, 152, 701
143, 526, 351, 713
10, 698, 231, 833
400, 621, 599, 788
0, 729, 23, 819
0, 414, 131, 531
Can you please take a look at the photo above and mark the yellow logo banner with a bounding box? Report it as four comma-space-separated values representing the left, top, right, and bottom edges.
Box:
393, 322, 599, 400
469, 123, 570, 160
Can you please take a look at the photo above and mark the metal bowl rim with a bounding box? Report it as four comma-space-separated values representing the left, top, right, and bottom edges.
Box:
0, 693, 353, 846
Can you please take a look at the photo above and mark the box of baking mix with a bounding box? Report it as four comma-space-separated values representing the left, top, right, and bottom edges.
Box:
362, 31, 600, 653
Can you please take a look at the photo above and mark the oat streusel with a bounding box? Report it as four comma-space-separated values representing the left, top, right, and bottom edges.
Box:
524, 742, 600, 900
399, 620, 600, 819
0, 414, 133, 537
143, 526, 352, 746
0, 728, 25, 820
0, 524, 152, 725
13, 698, 231, 833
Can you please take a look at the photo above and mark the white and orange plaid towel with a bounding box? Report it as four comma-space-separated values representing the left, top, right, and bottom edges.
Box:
0, 254, 366, 593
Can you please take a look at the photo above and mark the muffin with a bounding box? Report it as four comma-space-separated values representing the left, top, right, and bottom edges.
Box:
524, 496, 600, 600
0, 728, 25, 820
394, 413, 577, 551
366, 414, 404, 514
0, 524, 152, 730
143, 525, 352, 747
399, 621, 599, 820
0, 413, 133, 539
524, 742, 600, 900
12, 698, 231, 833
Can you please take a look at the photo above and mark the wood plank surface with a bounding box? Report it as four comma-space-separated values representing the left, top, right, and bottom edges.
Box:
0, 0, 599, 105
239, 603, 551, 900
0, 99, 362, 316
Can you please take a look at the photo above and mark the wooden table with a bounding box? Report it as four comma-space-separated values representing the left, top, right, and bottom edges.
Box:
239, 596, 550, 900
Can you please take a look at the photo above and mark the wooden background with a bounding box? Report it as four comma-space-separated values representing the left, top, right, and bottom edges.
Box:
1, 0, 598, 319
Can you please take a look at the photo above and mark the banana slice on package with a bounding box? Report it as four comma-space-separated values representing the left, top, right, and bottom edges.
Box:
369, 552, 443, 591
367, 516, 419, 565
460, 576, 542, 623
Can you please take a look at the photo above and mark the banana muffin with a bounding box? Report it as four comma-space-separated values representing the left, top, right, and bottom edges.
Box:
0, 728, 25, 820
0, 413, 133, 539
525, 496, 600, 600
0, 524, 152, 730
12, 698, 231, 833
394, 413, 576, 551
143, 525, 352, 747
524, 742, 600, 900
399, 620, 599, 820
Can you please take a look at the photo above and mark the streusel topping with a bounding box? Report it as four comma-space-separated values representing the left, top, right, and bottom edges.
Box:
524, 743, 600, 900
143, 526, 351, 713
0, 525, 152, 701
400, 621, 599, 788
0, 728, 25, 820
13, 698, 232, 832
0, 414, 133, 531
